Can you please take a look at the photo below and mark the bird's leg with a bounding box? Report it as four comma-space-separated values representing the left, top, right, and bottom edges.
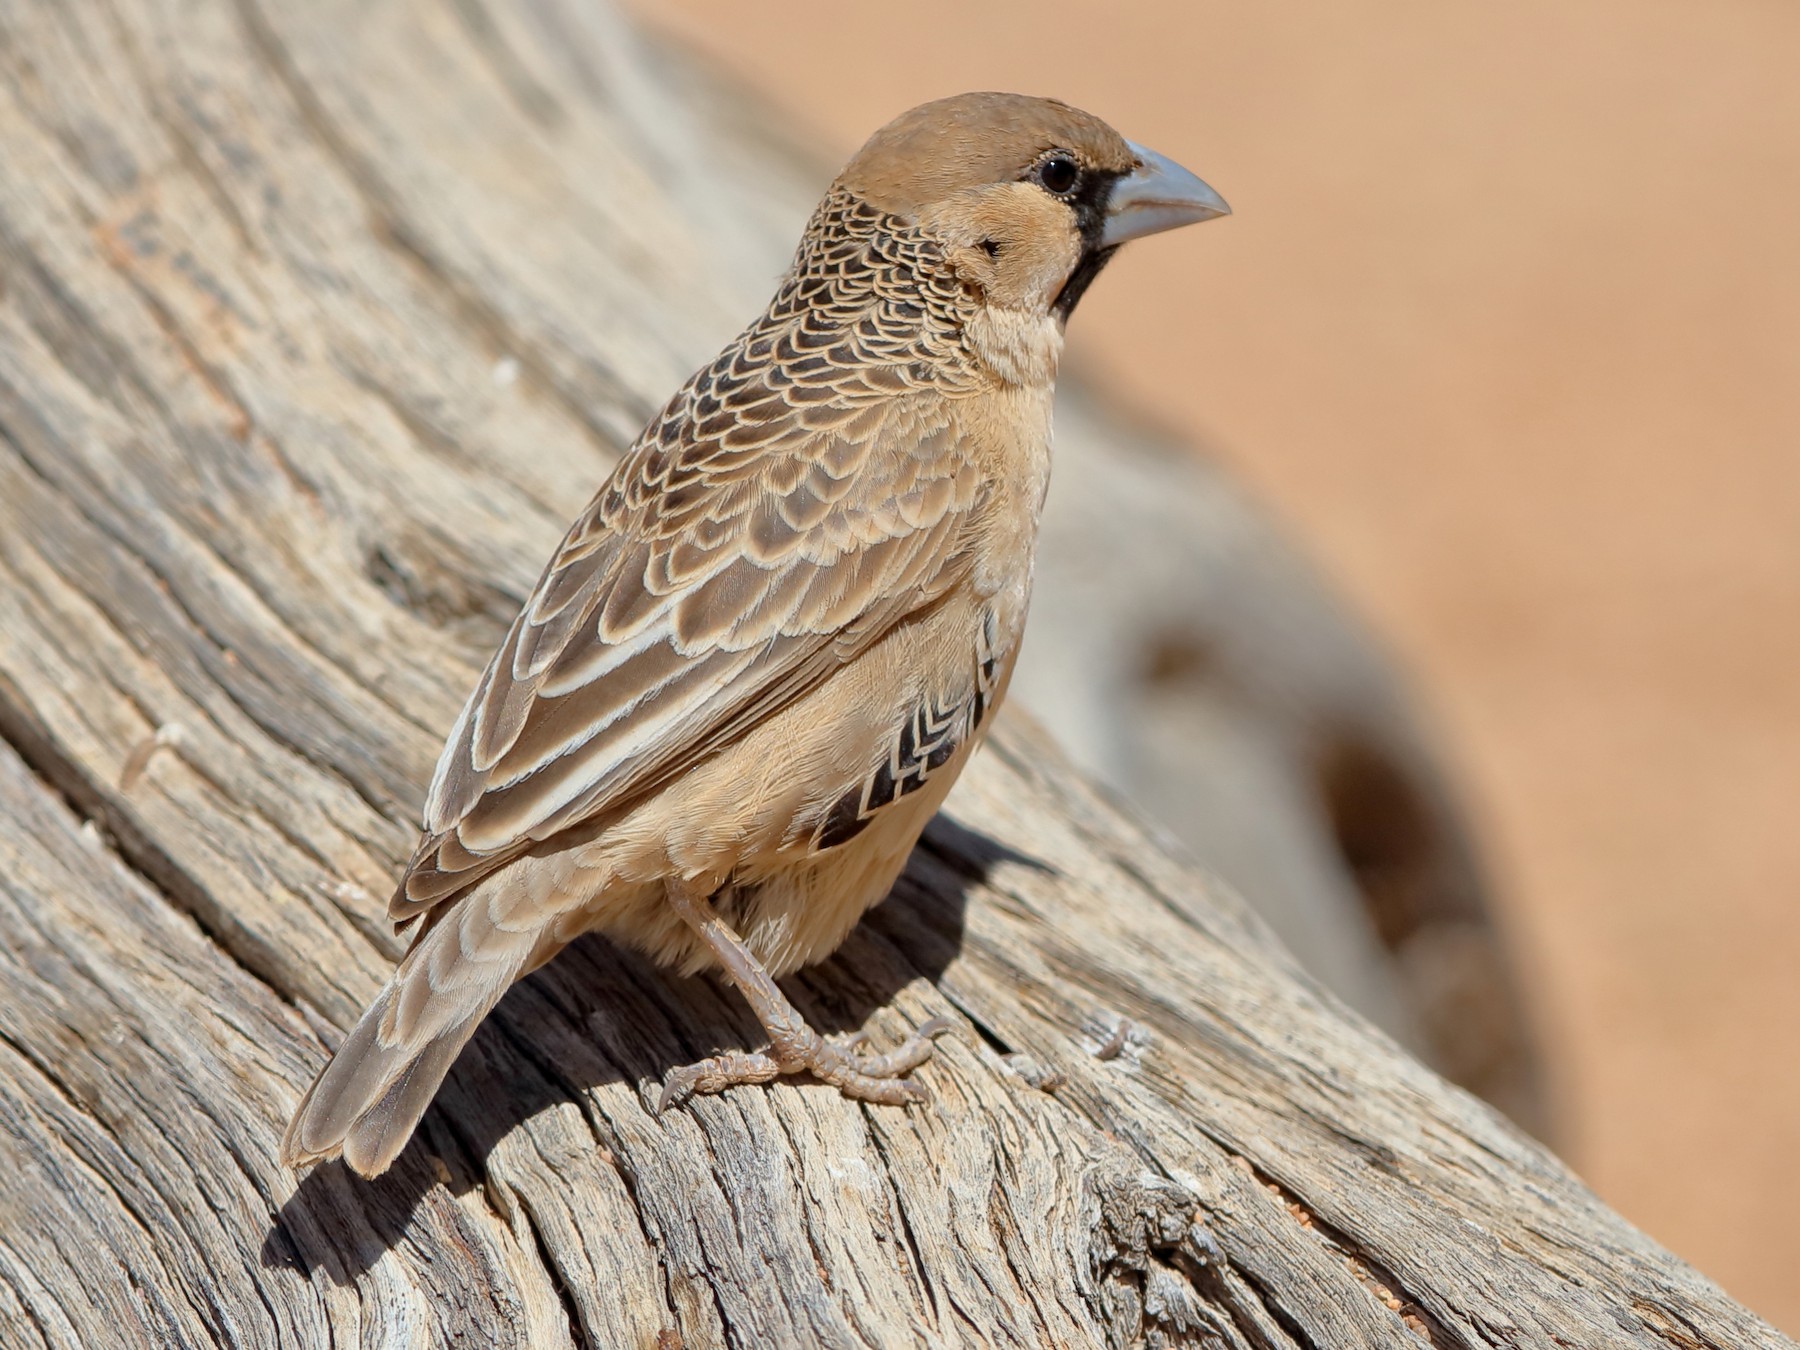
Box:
657, 881, 952, 1113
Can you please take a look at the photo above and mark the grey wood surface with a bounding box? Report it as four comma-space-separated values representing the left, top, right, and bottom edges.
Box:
0, 0, 1783, 1345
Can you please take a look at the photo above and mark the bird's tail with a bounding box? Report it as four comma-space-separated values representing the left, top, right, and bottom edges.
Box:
280, 896, 544, 1178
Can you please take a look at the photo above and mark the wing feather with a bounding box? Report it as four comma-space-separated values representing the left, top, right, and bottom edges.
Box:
397, 191, 984, 921
397, 379, 983, 921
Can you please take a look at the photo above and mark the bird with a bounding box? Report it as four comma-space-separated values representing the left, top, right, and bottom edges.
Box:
281, 92, 1227, 1177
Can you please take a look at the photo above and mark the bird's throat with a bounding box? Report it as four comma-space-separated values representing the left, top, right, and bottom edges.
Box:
963, 306, 1066, 388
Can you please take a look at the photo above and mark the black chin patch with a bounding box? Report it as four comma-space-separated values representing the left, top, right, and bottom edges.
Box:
1051, 170, 1124, 322
1052, 245, 1118, 321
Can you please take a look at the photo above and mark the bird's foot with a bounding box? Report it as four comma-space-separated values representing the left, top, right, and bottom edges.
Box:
657, 1015, 954, 1113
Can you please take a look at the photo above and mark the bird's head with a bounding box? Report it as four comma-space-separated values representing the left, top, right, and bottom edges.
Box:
834, 92, 1228, 329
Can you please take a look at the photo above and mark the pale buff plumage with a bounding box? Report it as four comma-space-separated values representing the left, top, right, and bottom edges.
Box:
282, 92, 1227, 1177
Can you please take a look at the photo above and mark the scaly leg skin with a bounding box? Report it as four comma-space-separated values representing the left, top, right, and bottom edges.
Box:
657, 881, 953, 1114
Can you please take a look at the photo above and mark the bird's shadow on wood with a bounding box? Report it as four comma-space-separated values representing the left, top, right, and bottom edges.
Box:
260, 813, 1042, 1286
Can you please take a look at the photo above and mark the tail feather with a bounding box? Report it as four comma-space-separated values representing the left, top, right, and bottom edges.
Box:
281, 899, 541, 1177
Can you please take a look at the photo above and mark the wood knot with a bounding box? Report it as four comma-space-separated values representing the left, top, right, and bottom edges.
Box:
1081, 1160, 1225, 1349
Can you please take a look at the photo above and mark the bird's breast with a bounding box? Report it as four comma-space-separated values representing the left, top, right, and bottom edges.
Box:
957, 381, 1055, 650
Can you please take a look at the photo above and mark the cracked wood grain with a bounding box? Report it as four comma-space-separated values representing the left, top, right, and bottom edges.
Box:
0, 0, 1788, 1347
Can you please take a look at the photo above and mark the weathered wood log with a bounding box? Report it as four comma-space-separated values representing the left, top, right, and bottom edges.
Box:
0, 0, 1782, 1345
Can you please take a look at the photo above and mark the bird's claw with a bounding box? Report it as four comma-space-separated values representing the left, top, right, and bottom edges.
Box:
655, 1015, 955, 1115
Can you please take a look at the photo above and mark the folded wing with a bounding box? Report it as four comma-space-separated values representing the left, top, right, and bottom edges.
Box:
393, 335, 985, 921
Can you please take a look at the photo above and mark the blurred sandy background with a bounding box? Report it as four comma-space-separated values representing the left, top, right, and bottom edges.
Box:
629, 0, 1800, 1327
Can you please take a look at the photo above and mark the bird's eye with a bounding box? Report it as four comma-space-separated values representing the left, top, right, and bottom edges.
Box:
1035, 154, 1079, 196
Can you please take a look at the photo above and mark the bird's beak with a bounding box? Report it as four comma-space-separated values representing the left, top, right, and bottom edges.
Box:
1101, 142, 1230, 248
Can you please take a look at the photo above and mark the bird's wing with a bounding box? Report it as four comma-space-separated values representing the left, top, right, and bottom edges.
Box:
391, 344, 986, 921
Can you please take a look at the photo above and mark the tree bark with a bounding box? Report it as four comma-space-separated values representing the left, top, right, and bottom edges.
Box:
0, 0, 1781, 1346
